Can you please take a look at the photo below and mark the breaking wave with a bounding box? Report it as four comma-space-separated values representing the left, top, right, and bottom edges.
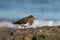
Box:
0, 19, 60, 29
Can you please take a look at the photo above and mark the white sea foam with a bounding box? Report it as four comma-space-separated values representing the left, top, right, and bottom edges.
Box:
30, 19, 55, 28
0, 19, 60, 29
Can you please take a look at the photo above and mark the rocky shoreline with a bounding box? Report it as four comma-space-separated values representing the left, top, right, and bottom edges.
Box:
0, 26, 60, 40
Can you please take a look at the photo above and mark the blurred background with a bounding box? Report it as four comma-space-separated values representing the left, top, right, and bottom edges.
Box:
0, 0, 60, 21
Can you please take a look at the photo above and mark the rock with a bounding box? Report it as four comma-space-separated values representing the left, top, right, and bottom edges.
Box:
13, 15, 34, 26
24, 34, 33, 40
0, 27, 60, 40
0, 28, 14, 40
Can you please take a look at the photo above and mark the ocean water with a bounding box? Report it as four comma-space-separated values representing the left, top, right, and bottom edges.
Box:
0, 0, 60, 20
0, 0, 60, 29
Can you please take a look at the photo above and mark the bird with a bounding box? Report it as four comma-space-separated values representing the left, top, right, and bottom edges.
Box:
13, 15, 34, 27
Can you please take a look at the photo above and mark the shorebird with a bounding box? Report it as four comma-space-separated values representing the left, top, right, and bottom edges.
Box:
13, 15, 34, 27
